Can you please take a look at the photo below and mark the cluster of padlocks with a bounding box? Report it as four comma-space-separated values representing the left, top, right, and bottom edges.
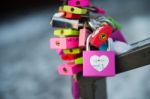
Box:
50, 0, 131, 77
50, 0, 132, 98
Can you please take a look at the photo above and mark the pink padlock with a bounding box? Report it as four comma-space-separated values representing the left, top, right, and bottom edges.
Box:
50, 37, 79, 49
58, 63, 82, 75
83, 51, 115, 77
83, 35, 116, 77
56, 49, 64, 55
79, 27, 91, 48
68, 0, 90, 7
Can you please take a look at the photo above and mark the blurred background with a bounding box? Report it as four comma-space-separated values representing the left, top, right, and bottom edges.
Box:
0, 0, 150, 99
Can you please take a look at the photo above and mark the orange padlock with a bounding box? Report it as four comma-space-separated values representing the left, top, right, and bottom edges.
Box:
64, 12, 81, 19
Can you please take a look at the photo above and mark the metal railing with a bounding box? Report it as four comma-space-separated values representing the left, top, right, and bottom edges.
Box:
77, 40, 150, 99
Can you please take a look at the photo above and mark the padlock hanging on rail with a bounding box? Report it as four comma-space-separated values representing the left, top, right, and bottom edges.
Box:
83, 33, 116, 77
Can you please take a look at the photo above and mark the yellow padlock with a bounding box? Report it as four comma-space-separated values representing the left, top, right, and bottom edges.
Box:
63, 48, 81, 54
54, 29, 79, 37
63, 5, 88, 14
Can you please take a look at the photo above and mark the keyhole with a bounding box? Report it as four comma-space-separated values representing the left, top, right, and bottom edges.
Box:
70, 49, 73, 53
71, 8, 75, 12
56, 41, 60, 46
60, 30, 64, 35
100, 33, 106, 40
63, 67, 67, 73
76, 1, 80, 5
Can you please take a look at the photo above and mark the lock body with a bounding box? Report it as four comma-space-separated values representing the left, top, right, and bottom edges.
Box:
111, 30, 127, 43
83, 51, 115, 77
63, 5, 88, 14
79, 28, 91, 48
90, 24, 113, 47
98, 42, 108, 51
61, 54, 80, 61
56, 49, 64, 55
50, 37, 79, 49
54, 28, 79, 37
68, 0, 90, 7
58, 63, 82, 75
75, 57, 83, 64
64, 12, 81, 19
51, 17, 79, 29
63, 48, 81, 54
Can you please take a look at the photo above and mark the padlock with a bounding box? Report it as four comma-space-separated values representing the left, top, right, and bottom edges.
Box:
58, 63, 82, 75
75, 57, 83, 64
56, 49, 64, 55
53, 12, 65, 18
51, 17, 81, 29
61, 54, 81, 61
63, 5, 88, 14
90, 24, 113, 47
90, 6, 106, 15
111, 30, 127, 43
108, 17, 122, 29
64, 12, 81, 19
50, 37, 79, 49
68, 0, 90, 7
83, 6, 106, 15
98, 41, 108, 51
58, 6, 64, 12
71, 75, 80, 99
79, 27, 91, 48
63, 48, 81, 54
83, 34, 115, 77
54, 28, 79, 37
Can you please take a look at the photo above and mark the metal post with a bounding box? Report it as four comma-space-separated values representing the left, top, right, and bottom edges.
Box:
78, 43, 150, 99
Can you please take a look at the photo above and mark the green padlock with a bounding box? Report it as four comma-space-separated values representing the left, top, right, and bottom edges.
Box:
75, 57, 83, 64
108, 17, 122, 29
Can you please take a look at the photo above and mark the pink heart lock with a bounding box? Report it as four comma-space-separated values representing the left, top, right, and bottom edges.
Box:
83, 34, 116, 77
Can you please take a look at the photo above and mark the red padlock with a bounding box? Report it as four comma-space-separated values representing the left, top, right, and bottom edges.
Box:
64, 12, 81, 19
61, 54, 81, 61
90, 24, 113, 47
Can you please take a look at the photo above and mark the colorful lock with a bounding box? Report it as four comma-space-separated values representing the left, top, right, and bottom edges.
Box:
68, 0, 90, 7
54, 28, 79, 37
61, 54, 81, 61
51, 17, 80, 29
64, 12, 81, 19
83, 35, 116, 77
98, 41, 108, 51
63, 48, 81, 54
90, 24, 113, 47
83, 51, 115, 77
75, 57, 83, 64
58, 63, 82, 75
79, 27, 91, 48
111, 30, 127, 43
56, 49, 64, 55
50, 37, 79, 49
63, 5, 88, 14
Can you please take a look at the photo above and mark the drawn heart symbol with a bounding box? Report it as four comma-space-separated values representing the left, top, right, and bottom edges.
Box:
90, 55, 109, 72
